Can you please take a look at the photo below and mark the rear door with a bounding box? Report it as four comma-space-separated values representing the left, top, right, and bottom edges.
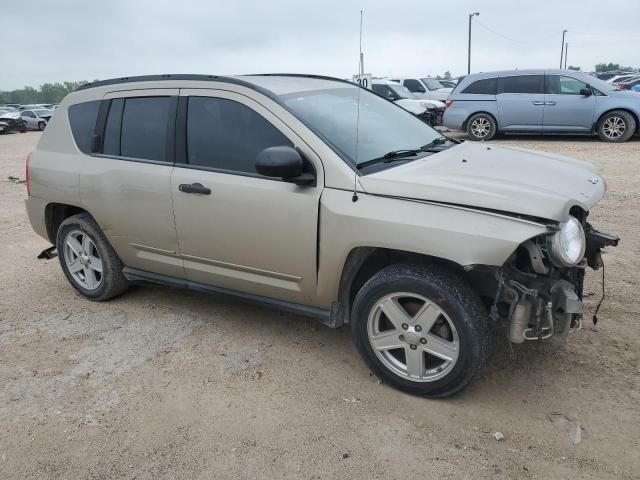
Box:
543, 74, 595, 131
170, 89, 323, 304
78, 90, 184, 278
496, 75, 545, 131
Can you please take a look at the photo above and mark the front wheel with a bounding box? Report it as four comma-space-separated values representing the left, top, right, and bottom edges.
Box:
597, 110, 636, 142
466, 113, 497, 141
38, 121, 46, 131
351, 263, 490, 397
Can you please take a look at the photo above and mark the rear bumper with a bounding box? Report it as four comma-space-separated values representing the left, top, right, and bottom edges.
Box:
25, 195, 50, 242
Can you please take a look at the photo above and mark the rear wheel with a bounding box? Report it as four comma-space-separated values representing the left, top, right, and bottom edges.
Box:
56, 213, 129, 301
597, 110, 636, 142
466, 113, 497, 141
351, 263, 490, 397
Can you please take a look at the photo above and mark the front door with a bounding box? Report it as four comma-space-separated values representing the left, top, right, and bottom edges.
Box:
170, 90, 323, 304
543, 74, 596, 132
496, 74, 545, 131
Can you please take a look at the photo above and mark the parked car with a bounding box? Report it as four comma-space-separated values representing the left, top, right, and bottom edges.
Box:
3, 103, 21, 109
20, 109, 53, 131
593, 70, 633, 81
444, 69, 640, 142
371, 79, 445, 125
0, 111, 27, 134
0, 106, 19, 115
25, 74, 618, 397
390, 77, 453, 102
632, 85, 640, 93
606, 74, 639, 84
617, 77, 640, 91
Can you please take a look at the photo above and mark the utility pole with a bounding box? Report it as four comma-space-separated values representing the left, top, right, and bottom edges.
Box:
359, 10, 364, 76
468, 12, 479, 74
564, 43, 568, 69
560, 30, 567, 68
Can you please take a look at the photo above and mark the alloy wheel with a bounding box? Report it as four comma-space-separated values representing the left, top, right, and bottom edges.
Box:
602, 116, 626, 139
367, 292, 459, 382
63, 230, 103, 290
470, 117, 491, 138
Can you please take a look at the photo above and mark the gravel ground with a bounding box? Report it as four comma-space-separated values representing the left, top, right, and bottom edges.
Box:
1, 131, 638, 479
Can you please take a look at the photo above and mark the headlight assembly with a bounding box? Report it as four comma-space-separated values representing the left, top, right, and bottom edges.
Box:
547, 216, 586, 267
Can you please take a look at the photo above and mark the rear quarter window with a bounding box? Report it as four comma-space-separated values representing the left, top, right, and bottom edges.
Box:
68, 100, 100, 154
461, 78, 497, 95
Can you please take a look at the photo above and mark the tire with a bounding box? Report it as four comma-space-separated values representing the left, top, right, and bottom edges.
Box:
351, 263, 490, 398
466, 113, 497, 141
597, 110, 636, 142
56, 213, 129, 301
38, 121, 46, 131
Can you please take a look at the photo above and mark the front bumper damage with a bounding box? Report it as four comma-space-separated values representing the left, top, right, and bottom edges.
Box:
493, 226, 619, 343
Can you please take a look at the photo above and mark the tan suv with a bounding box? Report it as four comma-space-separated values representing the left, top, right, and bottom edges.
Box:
25, 74, 618, 397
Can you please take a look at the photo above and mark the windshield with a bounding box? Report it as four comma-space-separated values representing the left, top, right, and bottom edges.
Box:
388, 83, 417, 99
279, 86, 442, 167
35, 110, 50, 116
421, 78, 445, 90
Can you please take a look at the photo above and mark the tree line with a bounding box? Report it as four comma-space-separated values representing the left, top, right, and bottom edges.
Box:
0, 81, 92, 105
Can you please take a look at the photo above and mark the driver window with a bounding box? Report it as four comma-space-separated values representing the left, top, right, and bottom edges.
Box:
546, 75, 588, 95
403, 79, 425, 93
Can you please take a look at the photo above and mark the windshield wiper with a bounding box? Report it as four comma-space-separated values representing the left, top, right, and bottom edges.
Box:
357, 149, 428, 169
420, 137, 448, 150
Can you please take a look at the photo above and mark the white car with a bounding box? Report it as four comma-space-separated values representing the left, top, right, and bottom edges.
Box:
390, 77, 453, 102
371, 79, 445, 125
20, 109, 53, 131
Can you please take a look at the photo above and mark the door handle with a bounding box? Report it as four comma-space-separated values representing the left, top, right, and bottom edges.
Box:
178, 183, 211, 195
532, 101, 545, 106
545, 101, 557, 106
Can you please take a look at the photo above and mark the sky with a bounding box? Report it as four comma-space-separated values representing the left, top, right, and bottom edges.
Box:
1, 0, 639, 90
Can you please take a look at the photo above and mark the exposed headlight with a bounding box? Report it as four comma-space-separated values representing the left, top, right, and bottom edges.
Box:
547, 216, 586, 267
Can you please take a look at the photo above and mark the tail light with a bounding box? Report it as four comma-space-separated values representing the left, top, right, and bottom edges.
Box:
445, 99, 454, 108
26, 152, 31, 195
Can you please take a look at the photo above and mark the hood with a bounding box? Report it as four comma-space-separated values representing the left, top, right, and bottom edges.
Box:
395, 99, 445, 114
359, 142, 606, 223
0, 112, 21, 120
395, 99, 428, 114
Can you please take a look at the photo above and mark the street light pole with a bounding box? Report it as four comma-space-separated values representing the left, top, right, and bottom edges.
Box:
560, 29, 567, 68
468, 12, 479, 75
564, 43, 568, 69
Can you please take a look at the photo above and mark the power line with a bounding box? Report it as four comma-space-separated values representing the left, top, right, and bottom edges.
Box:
473, 19, 541, 45
570, 30, 640, 39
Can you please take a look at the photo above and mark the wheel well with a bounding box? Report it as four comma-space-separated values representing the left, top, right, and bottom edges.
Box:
463, 111, 498, 131
334, 247, 465, 326
595, 108, 640, 134
45, 203, 87, 243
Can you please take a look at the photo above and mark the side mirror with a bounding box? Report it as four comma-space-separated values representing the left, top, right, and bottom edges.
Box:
580, 87, 592, 97
255, 146, 315, 185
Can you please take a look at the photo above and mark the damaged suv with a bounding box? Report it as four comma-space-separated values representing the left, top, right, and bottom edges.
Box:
25, 74, 618, 397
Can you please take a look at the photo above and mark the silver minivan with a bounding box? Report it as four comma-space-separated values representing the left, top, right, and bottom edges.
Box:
443, 69, 640, 142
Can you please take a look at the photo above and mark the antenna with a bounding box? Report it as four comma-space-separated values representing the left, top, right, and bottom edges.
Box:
353, 10, 364, 203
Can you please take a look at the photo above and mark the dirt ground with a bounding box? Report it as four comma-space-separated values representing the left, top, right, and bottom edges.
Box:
1, 131, 638, 479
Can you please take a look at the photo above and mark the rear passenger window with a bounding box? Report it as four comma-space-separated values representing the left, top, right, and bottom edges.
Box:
462, 78, 497, 95
501, 75, 544, 94
120, 97, 172, 161
68, 100, 100, 154
186, 97, 292, 174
